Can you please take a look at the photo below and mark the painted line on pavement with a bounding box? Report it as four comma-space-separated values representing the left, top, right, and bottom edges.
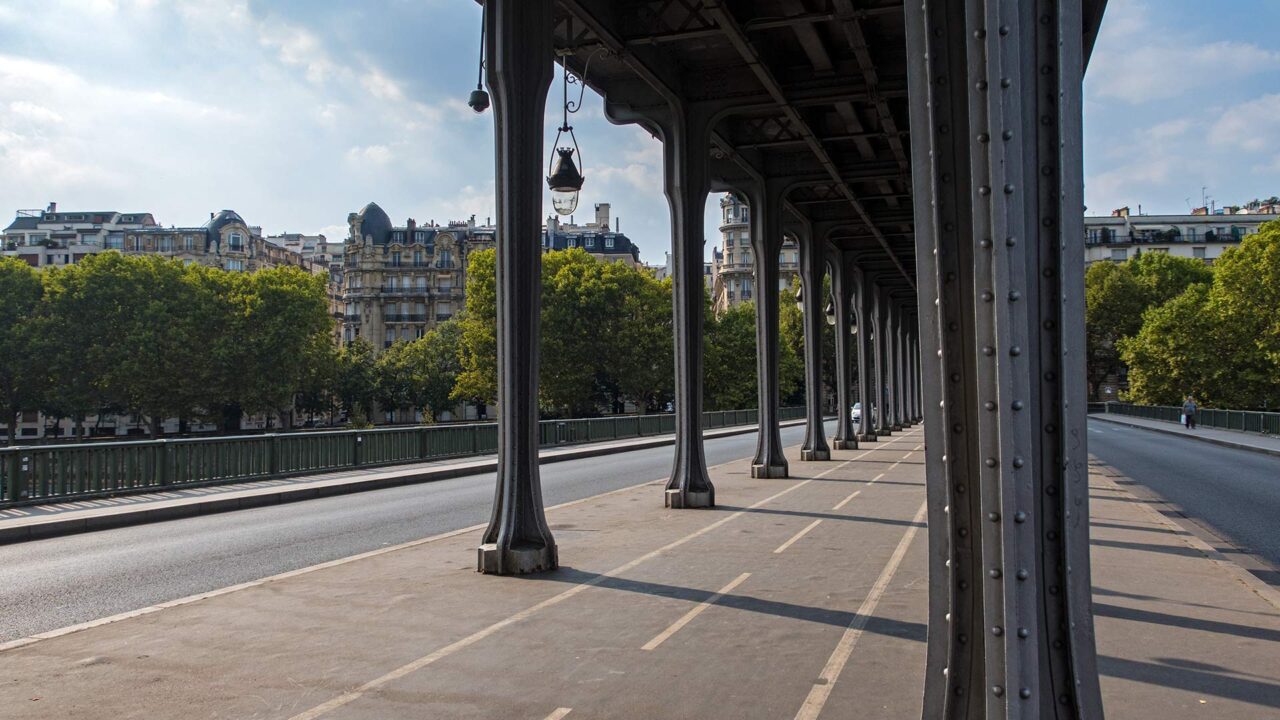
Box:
774, 520, 823, 554
793, 501, 929, 720
832, 490, 860, 511
642, 572, 752, 651
544, 708, 573, 720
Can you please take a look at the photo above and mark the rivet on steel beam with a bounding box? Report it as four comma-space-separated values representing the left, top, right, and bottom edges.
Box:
984, 401, 996, 411
1011, 400, 1024, 410
958, 633, 968, 644
974, 28, 986, 39
1020, 688, 1032, 699
1003, 130, 1014, 140
1009, 290, 1021, 301
1006, 236, 1017, 246
1018, 627, 1030, 638
982, 346, 994, 356
993, 686, 1005, 697
985, 457, 997, 468
979, 238, 992, 248
977, 131, 990, 142
988, 511, 1001, 522
992, 626, 1004, 636
1010, 346, 1022, 356
1004, 183, 1015, 194
978, 185, 991, 195
989, 568, 1002, 579
982, 290, 994, 301
958, 527, 968, 537
959, 580, 969, 589
1014, 511, 1027, 523
1000, 78, 1011, 89
999, 25, 1009, 35
1016, 569, 1028, 580
1012, 457, 1024, 468
956, 484, 966, 493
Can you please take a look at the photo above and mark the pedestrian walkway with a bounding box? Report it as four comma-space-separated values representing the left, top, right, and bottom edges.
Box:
2, 429, 1277, 719
1092, 413, 1280, 458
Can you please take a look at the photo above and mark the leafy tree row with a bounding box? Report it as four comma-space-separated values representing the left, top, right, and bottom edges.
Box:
1087, 219, 1280, 408
0, 253, 332, 443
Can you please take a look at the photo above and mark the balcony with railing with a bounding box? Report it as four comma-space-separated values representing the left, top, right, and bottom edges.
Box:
384, 314, 427, 323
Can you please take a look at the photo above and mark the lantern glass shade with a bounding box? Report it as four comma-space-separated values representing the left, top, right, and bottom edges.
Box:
850, 313, 858, 335
824, 301, 836, 326
547, 148, 584, 216
794, 283, 804, 311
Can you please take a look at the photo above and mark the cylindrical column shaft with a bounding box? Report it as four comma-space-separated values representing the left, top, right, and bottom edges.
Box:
799, 231, 831, 461
749, 183, 789, 478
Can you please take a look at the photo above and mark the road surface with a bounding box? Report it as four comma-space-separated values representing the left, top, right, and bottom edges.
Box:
0, 422, 832, 642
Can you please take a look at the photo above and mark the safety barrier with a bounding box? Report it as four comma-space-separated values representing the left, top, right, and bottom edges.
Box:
0, 407, 806, 507
1101, 403, 1280, 435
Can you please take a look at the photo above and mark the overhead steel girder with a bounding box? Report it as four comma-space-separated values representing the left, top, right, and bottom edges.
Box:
905, 0, 1102, 718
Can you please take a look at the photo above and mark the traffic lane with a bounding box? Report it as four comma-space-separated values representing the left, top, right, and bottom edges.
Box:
0, 422, 829, 642
1086, 418, 1280, 567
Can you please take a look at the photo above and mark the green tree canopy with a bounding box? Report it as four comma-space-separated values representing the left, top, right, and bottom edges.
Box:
0, 258, 43, 444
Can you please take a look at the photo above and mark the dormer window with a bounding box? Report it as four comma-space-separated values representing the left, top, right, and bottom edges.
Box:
229, 233, 243, 251
392, 231, 405, 242
605, 237, 615, 249
415, 231, 426, 242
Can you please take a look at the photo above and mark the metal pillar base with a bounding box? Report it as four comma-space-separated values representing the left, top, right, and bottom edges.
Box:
665, 488, 713, 509
834, 439, 859, 450
857, 433, 878, 442
751, 463, 789, 479
892, 424, 903, 431
800, 449, 831, 461
477, 543, 557, 575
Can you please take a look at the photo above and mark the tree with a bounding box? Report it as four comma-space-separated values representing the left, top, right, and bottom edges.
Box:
0, 258, 43, 444
453, 249, 498, 407
336, 339, 377, 425
1118, 284, 1217, 405
403, 319, 464, 421
374, 341, 415, 419
704, 301, 758, 410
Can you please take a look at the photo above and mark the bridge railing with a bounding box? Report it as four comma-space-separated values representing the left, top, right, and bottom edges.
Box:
1101, 403, 1280, 435
0, 406, 807, 507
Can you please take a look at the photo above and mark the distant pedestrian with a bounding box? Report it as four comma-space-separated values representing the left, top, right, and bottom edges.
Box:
1182, 396, 1198, 430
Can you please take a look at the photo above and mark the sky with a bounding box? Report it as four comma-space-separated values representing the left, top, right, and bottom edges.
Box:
1, 0, 1278, 266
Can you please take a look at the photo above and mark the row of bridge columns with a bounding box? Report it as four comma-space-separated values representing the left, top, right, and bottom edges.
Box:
477, 1, 1102, 717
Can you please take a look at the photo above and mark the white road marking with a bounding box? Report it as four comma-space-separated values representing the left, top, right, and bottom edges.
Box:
544, 709, 573, 720
793, 501, 928, 720
832, 490, 860, 511
774, 520, 823, 554
642, 572, 752, 651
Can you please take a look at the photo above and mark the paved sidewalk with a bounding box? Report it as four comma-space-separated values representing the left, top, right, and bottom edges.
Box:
0, 419, 807, 544
1092, 413, 1280, 458
1, 430, 1277, 719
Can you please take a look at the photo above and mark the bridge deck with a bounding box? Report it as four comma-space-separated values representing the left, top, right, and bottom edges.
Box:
2, 429, 1277, 719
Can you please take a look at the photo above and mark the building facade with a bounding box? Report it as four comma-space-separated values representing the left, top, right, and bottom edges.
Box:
341, 201, 642, 350
710, 193, 799, 314
1084, 204, 1277, 266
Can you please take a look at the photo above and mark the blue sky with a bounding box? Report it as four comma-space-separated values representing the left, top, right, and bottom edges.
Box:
1, 0, 1277, 265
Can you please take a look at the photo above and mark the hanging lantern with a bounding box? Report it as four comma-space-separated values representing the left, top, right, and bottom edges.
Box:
547, 148, 584, 216
794, 282, 804, 311
547, 48, 604, 216
824, 300, 836, 326
850, 312, 859, 336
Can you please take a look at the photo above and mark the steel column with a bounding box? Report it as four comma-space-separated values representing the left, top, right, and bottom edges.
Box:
874, 284, 893, 436
799, 228, 831, 461
478, 0, 557, 575
906, 0, 1103, 716
855, 268, 878, 442
660, 107, 716, 509
748, 181, 789, 478
831, 249, 858, 450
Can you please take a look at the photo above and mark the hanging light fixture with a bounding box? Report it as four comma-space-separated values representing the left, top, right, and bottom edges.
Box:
547, 48, 602, 216
824, 300, 837, 326
850, 312, 858, 335
466, 3, 489, 113
794, 282, 804, 311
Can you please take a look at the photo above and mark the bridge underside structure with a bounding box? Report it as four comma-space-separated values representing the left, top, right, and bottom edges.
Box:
478, 1, 1109, 718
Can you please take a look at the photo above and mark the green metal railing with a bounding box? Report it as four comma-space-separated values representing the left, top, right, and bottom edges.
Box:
0, 407, 806, 507
1102, 403, 1280, 435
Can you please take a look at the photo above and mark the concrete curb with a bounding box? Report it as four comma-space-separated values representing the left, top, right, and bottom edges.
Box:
1091, 414, 1280, 460
0, 418, 814, 545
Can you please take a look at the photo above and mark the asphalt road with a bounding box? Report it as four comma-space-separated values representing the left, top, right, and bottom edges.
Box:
0, 422, 832, 642
1087, 418, 1280, 568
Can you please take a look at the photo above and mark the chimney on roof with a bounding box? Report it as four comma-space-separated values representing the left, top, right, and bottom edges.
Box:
595, 202, 610, 228
615, 217, 619, 233
1111, 206, 1129, 218
46, 201, 56, 213
211, 212, 215, 220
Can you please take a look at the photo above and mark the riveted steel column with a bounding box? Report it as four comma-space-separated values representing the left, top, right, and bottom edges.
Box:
660, 106, 715, 509
478, 0, 557, 575
907, 0, 1103, 716
874, 284, 894, 436
748, 181, 789, 478
831, 249, 858, 450
855, 267, 877, 442
890, 302, 905, 430
799, 229, 831, 461
898, 311, 910, 426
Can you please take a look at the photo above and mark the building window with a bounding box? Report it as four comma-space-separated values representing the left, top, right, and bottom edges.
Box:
438, 249, 452, 267
1193, 246, 1206, 259
229, 233, 243, 250
385, 329, 396, 347
390, 251, 402, 267
226, 259, 244, 271
392, 231, 404, 242
183, 235, 194, 249
105, 233, 124, 250
159, 236, 172, 251
415, 231, 426, 242
1110, 248, 1127, 262
605, 236, 614, 249
413, 250, 423, 266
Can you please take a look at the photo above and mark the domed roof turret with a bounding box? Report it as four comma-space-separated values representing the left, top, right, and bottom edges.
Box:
205, 209, 246, 237
357, 202, 393, 244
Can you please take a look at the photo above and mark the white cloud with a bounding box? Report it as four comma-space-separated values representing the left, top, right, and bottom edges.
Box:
345, 144, 395, 166
1211, 94, 1280, 152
